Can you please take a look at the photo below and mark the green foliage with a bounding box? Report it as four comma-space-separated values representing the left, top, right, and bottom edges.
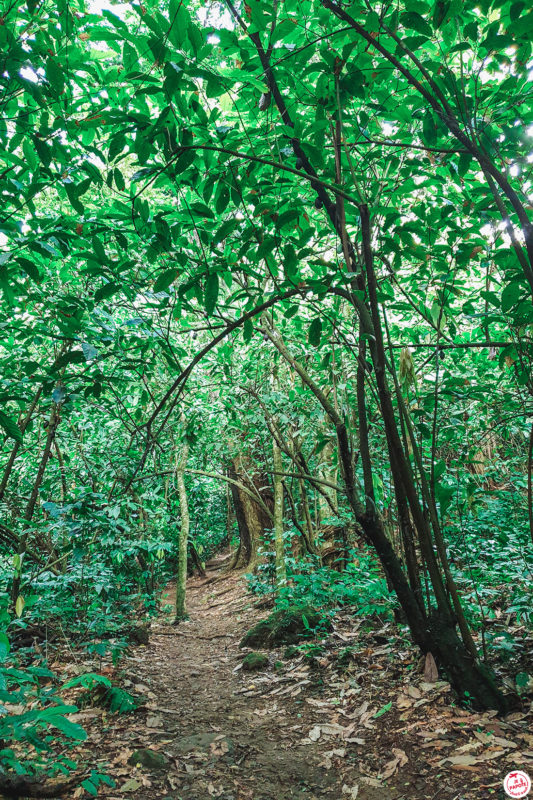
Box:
63, 673, 139, 714
446, 492, 533, 664
247, 542, 395, 620
0, 624, 86, 781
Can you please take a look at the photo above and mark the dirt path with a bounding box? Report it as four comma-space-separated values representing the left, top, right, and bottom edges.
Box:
85, 558, 532, 800
109, 556, 385, 800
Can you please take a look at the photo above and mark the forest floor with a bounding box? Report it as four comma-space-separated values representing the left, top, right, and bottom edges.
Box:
63, 555, 533, 800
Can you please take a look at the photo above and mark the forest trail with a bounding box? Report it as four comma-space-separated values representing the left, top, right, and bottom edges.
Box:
102, 556, 390, 800
84, 559, 533, 800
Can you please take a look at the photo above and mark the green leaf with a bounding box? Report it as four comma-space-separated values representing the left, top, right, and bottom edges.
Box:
63, 673, 112, 689
243, 318, 253, 342
422, 112, 437, 146
52, 351, 87, 370
48, 714, 87, 741
501, 281, 523, 312
0, 411, 22, 443
308, 318, 322, 347
458, 152, 471, 177
516, 672, 530, 693
16, 257, 41, 282
373, 701, 392, 718
154, 268, 179, 293
0, 633, 10, 660
204, 273, 219, 316
15, 596, 24, 618
401, 11, 433, 36
114, 167, 125, 191
46, 57, 65, 95
433, 0, 450, 28
82, 343, 98, 361
33, 136, 52, 168
94, 282, 120, 303
215, 184, 230, 215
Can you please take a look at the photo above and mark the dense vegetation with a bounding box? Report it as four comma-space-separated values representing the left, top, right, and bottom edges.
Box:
0, 0, 532, 791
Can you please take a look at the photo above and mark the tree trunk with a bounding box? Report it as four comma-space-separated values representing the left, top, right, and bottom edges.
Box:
272, 438, 286, 585
228, 456, 271, 570
11, 402, 60, 605
316, 439, 338, 521
262, 317, 508, 712
174, 435, 190, 622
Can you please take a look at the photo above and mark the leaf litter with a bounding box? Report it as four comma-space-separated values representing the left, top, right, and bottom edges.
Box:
38, 556, 532, 800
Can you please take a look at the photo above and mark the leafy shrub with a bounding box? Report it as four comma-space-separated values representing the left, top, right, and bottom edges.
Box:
247, 539, 395, 619
0, 626, 86, 782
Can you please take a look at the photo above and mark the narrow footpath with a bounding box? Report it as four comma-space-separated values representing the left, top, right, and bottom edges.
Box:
82, 556, 532, 800
97, 555, 388, 800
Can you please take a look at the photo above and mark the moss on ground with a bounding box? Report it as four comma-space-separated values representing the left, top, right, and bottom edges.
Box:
240, 606, 330, 649
242, 651, 269, 671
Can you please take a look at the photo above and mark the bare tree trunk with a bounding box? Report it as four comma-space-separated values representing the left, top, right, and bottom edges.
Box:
174, 434, 190, 622
272, 437, 286, 585
225, 472, 234, 546
261, 315, 507, 712
317, 440, 337, 521
0, 387, 42, 502
53, 438, 67, 504
11, 402, 60, 604
228, 456, 271, 570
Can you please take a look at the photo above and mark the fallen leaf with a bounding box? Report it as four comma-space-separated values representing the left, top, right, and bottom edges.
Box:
439, 755, 479, 766
396, 693, 413, 709
308, 725, 321, 741
320, 723, 348, 736
417, 728, 448, 740
320, 748, 346, 769
210, 738, 230, 756
382, 748, 408, 779
342, 784, 359, 798
492, 737, 519, 749
360, 777, 382, 788
121, 778, 142, 792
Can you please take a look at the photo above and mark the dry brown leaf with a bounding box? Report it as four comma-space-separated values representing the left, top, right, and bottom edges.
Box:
308, 725, 321, 741
420, 739, 453, 750
320, 723, 348, 736
417, 728, 449, 740
306, 698, 334, 708
450, 764, 480, 771
382, 748, 408, 778
360, 777, 382, 788
396, 693, 413, 709
439, 755, 480, 766
341, 784, 359, 798
320, 748, 346, 769
352, 701, 369, 717
210, 738, 230, 756
456, 740, 483, 754
492, 737, 519, 749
